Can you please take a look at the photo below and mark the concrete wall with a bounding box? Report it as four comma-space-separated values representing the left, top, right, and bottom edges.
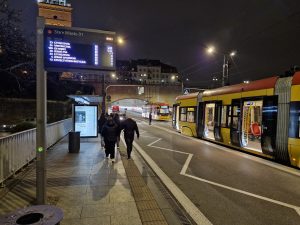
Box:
0, 98, 71, 124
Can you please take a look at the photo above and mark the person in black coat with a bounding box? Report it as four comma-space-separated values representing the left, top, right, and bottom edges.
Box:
149, 112, 152, 125
113, 113, 121, 148
120, 118, 139, 159
101, 117, 118, 162
98, 113, 107, 148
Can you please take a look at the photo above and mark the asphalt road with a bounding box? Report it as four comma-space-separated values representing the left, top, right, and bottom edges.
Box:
128, 113, 300, 225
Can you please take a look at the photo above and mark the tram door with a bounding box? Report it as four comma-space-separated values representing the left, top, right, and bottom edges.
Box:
204, 103, 216, 140
230, 99, 242, 147
214, 101, 223, 142
172, 104, 179, 130
196, 102, 204, 138
261, 96, 278, 155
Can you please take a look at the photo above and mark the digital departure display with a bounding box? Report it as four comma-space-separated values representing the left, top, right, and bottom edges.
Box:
44, 26, 116, 71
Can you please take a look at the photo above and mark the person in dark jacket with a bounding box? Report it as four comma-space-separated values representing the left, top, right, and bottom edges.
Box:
149, 112, 152, 125
98, 113, 107, 148
120, 118, 139, 159
113, 113, 121, 148
101, 117, 118, 162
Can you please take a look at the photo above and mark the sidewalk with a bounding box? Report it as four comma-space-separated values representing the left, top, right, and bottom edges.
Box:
0, 136, 169, 225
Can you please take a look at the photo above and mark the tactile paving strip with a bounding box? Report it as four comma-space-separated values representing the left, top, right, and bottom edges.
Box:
119, 147, 169, 224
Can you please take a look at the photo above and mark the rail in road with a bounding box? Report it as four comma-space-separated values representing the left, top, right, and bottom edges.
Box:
127, 112, 300, 225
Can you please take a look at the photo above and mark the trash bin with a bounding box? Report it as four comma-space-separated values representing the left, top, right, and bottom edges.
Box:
69, 131, 80, 153
0, 205, 63, 225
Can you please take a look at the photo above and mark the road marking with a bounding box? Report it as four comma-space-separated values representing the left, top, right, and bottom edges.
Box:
132, 140, 213, 225
141, 122, 300, 178
147, 138, 162, 147
180, 154, 193, 175
145, 137, 300, 217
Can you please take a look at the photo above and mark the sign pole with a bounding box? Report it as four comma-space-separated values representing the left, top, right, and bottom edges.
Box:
36, 16, 47, 204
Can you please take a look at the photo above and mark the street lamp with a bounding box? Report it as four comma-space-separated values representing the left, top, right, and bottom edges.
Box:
206, 46, 237, 86
117, 36, 124, 46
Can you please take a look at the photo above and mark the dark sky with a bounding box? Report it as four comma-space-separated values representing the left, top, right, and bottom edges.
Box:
11, 0, 300, 87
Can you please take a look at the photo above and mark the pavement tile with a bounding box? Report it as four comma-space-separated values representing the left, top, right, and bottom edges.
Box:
61, 205, 83, 219
109, 190, 135, 203
61, 216, 111, 225
111, 215, 142, 225
142, 221, 169, 225
81, 203, 114, 218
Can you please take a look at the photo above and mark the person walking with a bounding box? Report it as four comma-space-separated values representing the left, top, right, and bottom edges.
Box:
149, 112, 152, 125
113, 113, 121, 149
98, 112, 107, 149
101, 116, 118, 162
120, 117, 139, 159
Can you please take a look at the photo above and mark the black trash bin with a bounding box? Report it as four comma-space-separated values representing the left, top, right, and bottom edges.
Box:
69, 131, 80, 153
0, 205, 63, 225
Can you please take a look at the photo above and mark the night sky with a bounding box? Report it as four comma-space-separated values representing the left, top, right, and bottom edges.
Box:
11, 0, 300, 87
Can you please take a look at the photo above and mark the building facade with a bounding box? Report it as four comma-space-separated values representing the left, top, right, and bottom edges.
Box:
116, 59, 180, 85
38, 0, 72, 27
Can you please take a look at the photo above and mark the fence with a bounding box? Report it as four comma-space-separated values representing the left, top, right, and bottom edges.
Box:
0, 119, 72, 186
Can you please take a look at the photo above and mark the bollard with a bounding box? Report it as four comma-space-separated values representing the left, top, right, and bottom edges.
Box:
0, 205, 63, 225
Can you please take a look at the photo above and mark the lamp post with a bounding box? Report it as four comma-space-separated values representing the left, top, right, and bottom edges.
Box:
206, 46, 236, 87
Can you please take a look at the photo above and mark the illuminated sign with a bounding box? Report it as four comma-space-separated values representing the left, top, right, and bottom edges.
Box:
74, 105, 98, 138
44, 26, 116, 71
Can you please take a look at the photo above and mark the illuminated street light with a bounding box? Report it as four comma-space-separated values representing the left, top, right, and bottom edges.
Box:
230, 51, 237, 57
206, 45, 237, 86
117, 37, 124, 45
244, 80, 250, 84
111, 73, 116, 78
206, 46, 215, 55
171, 75, 176, 80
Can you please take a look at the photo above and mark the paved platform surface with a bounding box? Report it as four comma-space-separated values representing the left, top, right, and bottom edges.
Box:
0, 136, 171, 225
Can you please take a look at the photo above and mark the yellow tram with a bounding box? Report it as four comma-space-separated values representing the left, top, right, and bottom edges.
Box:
173, 71, 300, 168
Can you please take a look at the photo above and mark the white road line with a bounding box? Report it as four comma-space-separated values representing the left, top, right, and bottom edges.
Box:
180, 154, 193, 175
132, 140, 213, 225
147, 138, 162, 147
147, 123, 300, 177
145, 136, 300, 217
142, 135, 159, 138
150, 145, 191, 155
183, 173, 300, 216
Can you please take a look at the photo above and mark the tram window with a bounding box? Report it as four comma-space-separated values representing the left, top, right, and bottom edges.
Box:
289, 102, 300, 138
221, 106, 227, 127
180, 107, 187, 122
228, 106, 232, 127
233, 106, 240, 116
187, 107, 196, 122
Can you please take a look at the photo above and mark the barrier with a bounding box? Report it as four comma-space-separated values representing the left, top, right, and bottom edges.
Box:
0, 119, 72, 186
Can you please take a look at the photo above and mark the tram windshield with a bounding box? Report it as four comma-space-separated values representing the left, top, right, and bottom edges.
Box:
241, 100, 263, 152
159, 106, 169, 115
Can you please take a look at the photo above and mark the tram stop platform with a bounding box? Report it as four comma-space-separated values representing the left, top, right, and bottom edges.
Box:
0, 135, 183, 225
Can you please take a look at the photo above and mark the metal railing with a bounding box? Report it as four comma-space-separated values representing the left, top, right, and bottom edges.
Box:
0, 118, 72, 186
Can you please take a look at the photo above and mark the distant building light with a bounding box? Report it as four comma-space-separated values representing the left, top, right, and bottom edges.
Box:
243, 80, 250, 84
106, 37, 114, 41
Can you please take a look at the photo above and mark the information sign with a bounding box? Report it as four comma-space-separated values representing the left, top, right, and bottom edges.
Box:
74, 105, 98, 138
44, 26, 116, 71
